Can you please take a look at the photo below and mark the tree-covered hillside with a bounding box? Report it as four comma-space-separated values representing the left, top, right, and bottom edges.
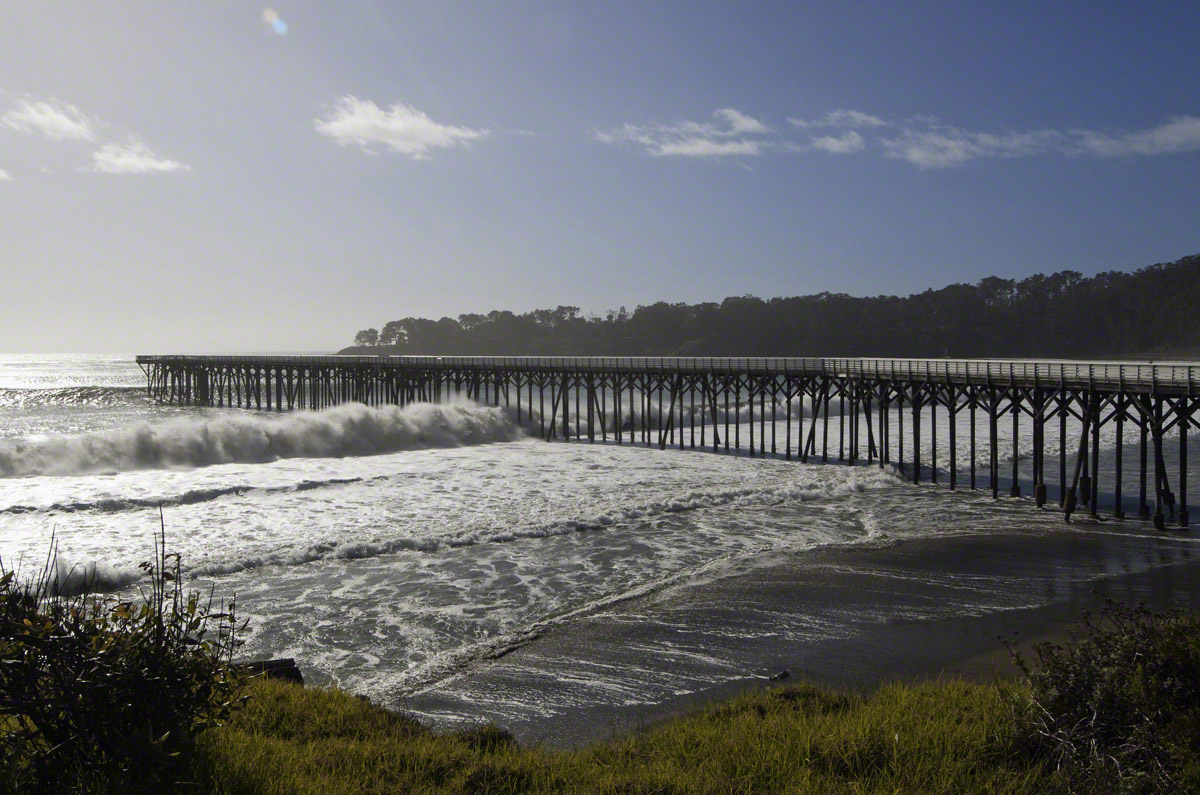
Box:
343, 254, 1200, 359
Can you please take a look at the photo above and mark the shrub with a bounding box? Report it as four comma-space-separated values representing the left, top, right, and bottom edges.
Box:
0, 528, 245, 792
1010, 599, 1200, 792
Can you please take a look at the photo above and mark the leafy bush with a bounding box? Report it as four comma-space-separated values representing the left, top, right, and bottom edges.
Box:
0, 529, 245, 792
1010, 599, 1200, 792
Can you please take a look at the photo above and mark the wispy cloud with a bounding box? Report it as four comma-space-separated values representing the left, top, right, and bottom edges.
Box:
711, 108, 769, 135
315, 96, 488, 159
1, 98, 96, 141
1074, 116, 1200, 157
788, 109, 888, 129
810, 130, 866, 154
782, 111, 1200, 168
2, 96, 189, 175
91, 140, 189, 174
877, 116, 1200, 168
880, 126, 1062, 168
595, 108, 771, 157
0, 168, 11, 182
657, 138, 763, 157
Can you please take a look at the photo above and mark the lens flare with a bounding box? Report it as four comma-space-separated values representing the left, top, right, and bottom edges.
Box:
262, 8, 288, 35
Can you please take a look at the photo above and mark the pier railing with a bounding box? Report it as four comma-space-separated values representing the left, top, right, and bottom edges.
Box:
136, 355, 1199, 393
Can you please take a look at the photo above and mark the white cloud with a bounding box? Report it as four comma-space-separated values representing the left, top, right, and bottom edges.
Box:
1, 99, 96, 141
593, 123, 652, 147
314, 96, 488, 159
1074, 116, 1200, 157
0, 168, 10, 182
880, 126, 1063, 168
880, 129, 980, 168
91, 140, 189, 174
713, 108, 769, 135
3, 96, 191, 175
877, 116, 1200, 168
597, 107, 1200, 168
811, 130, 865, 154
789, 109, 888, 129
657, 138, 763, 157
595, 108, 770, 157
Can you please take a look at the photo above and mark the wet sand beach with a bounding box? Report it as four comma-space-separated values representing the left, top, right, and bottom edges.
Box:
404, 512, 1200, 747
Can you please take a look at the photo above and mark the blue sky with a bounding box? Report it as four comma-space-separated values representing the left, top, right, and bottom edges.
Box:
2, 2, 1198, 352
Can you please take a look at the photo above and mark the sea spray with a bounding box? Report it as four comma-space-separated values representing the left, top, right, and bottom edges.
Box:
516, 392, 829, 437
0, 401, 523, 478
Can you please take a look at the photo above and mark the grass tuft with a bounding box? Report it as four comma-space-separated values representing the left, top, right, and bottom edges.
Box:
451, 724, 519, 754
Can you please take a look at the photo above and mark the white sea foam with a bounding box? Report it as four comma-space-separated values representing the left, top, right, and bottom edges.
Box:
183, 465, 896, 577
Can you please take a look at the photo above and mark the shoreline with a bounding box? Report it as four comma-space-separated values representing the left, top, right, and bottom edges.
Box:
401, 519, 1200, 747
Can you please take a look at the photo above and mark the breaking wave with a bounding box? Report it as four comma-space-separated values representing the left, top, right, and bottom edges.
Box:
0, 402, 523, 478
1, 556, 144, 597
44, 557, 142, 596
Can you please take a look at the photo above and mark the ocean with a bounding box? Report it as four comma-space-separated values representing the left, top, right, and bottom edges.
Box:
2, 353, 1197, 733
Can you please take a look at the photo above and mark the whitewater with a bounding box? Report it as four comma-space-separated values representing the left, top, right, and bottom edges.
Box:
1, 354, 1197, 725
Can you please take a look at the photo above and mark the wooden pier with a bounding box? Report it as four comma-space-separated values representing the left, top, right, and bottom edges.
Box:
136, 355, 1199, 529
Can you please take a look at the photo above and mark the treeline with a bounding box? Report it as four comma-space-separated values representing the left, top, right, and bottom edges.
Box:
343, 254, 1200, 359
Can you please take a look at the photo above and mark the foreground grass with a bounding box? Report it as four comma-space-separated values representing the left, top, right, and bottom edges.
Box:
193, 677, 1057, 794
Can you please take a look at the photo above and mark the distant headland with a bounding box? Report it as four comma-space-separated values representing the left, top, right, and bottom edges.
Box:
341, 254, 1200, 360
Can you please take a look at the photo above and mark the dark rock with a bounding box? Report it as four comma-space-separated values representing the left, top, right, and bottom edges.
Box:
235, 657, 304, 685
